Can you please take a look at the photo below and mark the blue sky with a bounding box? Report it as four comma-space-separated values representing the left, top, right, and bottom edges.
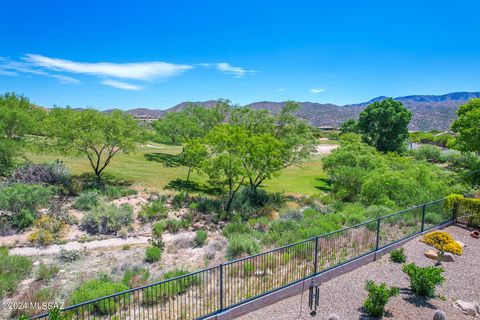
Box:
1, 0, 479, 110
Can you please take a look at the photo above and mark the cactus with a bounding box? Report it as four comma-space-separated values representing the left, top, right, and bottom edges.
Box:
433, 310, 446, 320
328, 314, 340, 320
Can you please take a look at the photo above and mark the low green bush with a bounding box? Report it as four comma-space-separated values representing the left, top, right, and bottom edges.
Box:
73, 191, 100, 211
243, 262, 255, 276
81, 203, 133, 234
223, 223, 253, 238
410, 145, 443, 163
142, 269, 199, 305
390, 248, 407, 263
145, 246, 162, 263
363, 280, 399, 317
122, 268, 150, 288
172, 191, 189, 209
58, 247, 81, 263
0, 183, 57, 230
37, 264, 59, 281
70, 277, 129, 315
152, 222, 164, 238
226, 235, 261, 260
0, 247, 32, 298
164, 219, 182, 234
194, 230, 208, 247
97, 185, 137, 200
402, 263, 445, 297
139, 199, 168, 222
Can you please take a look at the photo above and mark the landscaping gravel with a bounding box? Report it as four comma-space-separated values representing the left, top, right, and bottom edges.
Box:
239, 225, 480, 320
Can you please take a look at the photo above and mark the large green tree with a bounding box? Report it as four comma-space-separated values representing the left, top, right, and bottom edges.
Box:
451, 98, 480, 156
0, 93, 45, 175
46, 108, 144, 182
358, 98, 412, 152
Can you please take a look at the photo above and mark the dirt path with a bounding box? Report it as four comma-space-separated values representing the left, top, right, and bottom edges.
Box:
314, 144, 338, 155
9, 236, 150, 256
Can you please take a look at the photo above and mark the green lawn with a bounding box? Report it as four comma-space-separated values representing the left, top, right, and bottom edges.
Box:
26, 143, 329, 195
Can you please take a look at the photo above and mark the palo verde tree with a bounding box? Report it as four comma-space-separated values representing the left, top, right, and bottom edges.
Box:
0, 92, 45, 175
46, 108, 144, 183
178, 139, 207, 182
340, 118, 359, 134
358, 98, 412, 152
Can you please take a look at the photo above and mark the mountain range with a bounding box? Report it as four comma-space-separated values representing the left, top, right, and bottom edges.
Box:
109, 92, 480, 131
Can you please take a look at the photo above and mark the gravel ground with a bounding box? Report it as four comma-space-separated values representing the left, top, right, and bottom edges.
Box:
239, 225, 480, 320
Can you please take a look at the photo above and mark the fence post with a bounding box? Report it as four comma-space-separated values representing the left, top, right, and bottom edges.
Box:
421, 204, 426, 232
375, 218, 381, 251
313, 236, 319, 275
219, 264, 224, 311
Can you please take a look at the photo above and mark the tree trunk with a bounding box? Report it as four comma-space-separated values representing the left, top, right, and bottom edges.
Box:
186, 166, 192, 182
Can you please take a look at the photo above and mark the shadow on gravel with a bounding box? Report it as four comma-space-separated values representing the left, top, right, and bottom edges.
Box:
357, 306, 394, 319
402, 290, 437, 309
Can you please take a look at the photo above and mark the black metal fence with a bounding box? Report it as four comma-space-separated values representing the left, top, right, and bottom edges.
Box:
32, 198, 454, 320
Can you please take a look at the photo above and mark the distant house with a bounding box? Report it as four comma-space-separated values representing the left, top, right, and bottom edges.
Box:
133, 115, 158, 123
317, 126, 338, 131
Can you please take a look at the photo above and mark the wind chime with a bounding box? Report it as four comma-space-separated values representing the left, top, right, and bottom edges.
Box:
308, 282, 320, 317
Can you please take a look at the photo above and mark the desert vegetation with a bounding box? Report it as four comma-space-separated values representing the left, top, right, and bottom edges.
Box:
0, 93, 479, 319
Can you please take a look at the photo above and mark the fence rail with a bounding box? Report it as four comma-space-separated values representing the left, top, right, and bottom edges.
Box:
32, 198, 455, 320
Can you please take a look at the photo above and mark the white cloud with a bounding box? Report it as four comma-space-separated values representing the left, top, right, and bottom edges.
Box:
0, 56, 80, 84
23, 54, 193, 81
277, 88, 286, 92
216, 62, 257, 78
310, 88, 326, 94
101, 79, 142, 91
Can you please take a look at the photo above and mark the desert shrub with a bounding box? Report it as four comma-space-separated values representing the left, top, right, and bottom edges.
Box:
10, 161, 71, 190
100, 185, 137, 200
248, 216, 270, 232
70, 277, 129, 315
0, 247, 32, 298
243, 262, 255, 276
58, 247, 81, 263
190, 196, 223, 215
422, 231, 462, 255
10, 286, 56, 318
390, 248, 406, 263
142, 270, 198, 305
363, 280, 399, 317
402, 263, 445, 297
73, 191, 100, 211
410, 145, 443, 163
81, 203, 133, 235
194, 230, 208, 247
302, 208, 318, 219
0, 183, 56, 230
226, 235, 261, 260
145, 246, 162, 262
122, 267, 150, 288
152, 222, 164, 238
172, 191, 189, 209
139, 199, 168, 222
424, 211, 444, 225
28, 215, 66, 246
37, 264, 60, 281
164, 219, 181, 234
223, 222, 254, 238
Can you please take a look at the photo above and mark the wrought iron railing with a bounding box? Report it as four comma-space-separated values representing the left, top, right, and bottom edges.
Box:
32, 198, 454, 320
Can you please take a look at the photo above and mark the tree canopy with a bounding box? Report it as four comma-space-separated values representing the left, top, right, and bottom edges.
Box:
358, 98, 412, 152
46, 108, 145, 182
0, 93, 45, 175
451, 98, 480, 156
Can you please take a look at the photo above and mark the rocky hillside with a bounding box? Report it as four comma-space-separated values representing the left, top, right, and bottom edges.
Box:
118, 92, 480, 131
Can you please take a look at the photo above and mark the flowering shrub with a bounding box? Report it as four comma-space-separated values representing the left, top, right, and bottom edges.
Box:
422, 231, 462, 255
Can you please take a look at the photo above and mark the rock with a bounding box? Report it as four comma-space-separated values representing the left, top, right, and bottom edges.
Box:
327, 315, 340, 320
433, 310, 446, 320
33, 260, 41, 266
149, 194, 159, 201
455, 240, 465, 248
453, 300, 480, 316
442, 253, 455, 262
425, 249, 438, 260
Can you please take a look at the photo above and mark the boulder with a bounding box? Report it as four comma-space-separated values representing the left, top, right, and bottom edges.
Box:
33, 260, 41, 266
453, 300, 480, 316
433, 310, 446, 320
425, 249, 438, 260
328, 315, 340, 320
442, 253, 455, 262
455, 240, 465, 248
